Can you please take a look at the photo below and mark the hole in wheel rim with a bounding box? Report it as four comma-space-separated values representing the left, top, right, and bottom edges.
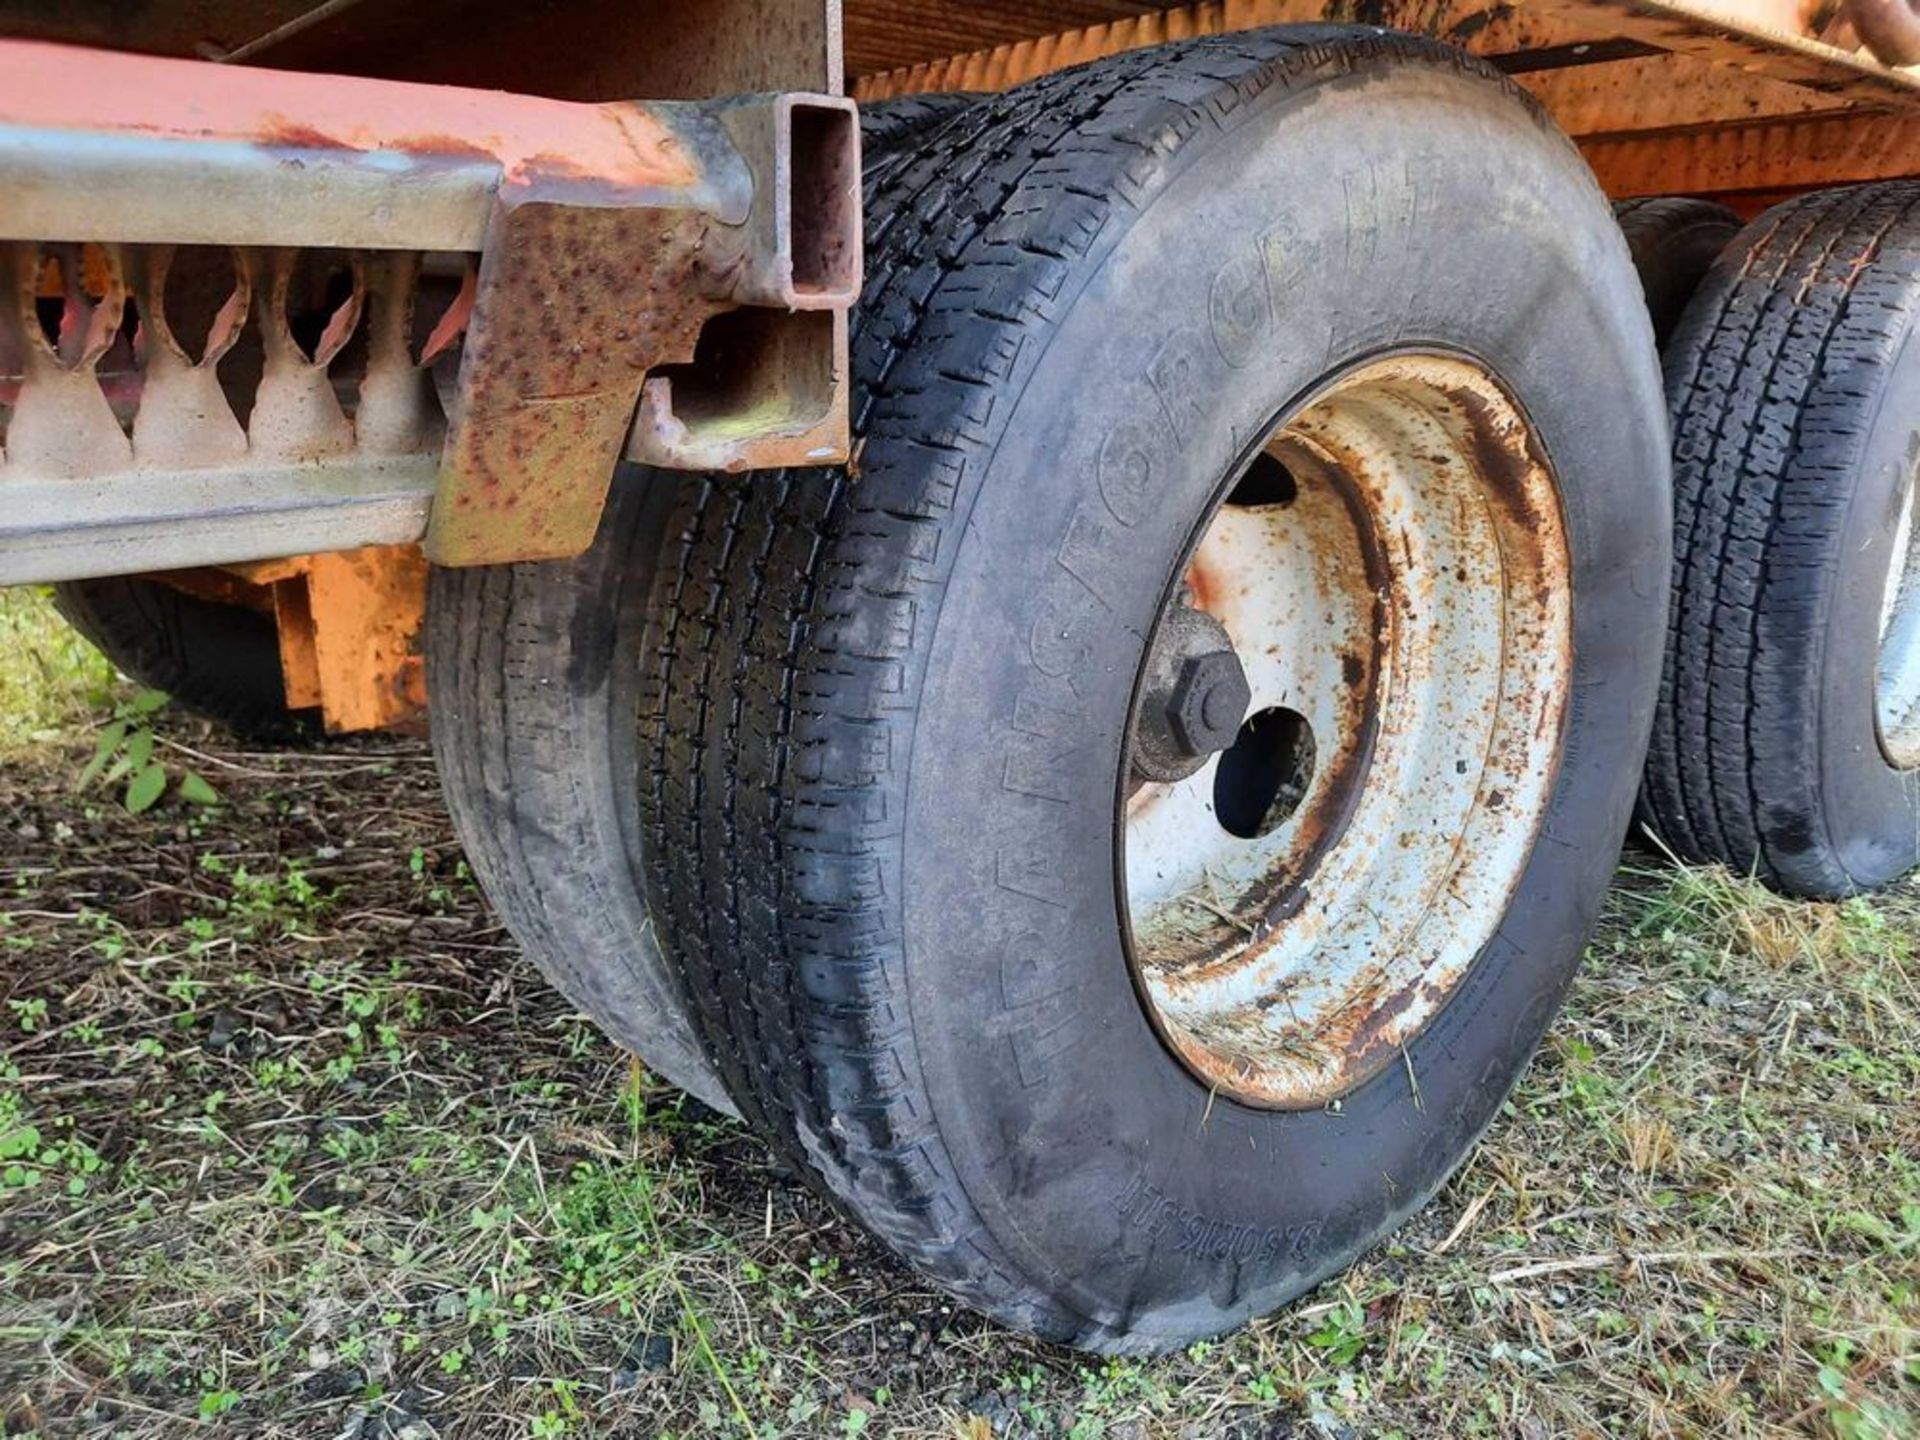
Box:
1214, 706, 1315, 839
1119, 353, 1572, 1109
1226, 452, 1297, 508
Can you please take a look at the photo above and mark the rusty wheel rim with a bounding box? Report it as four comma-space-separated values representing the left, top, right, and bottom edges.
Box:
1876, 466, 1920, 768
1120, 353, 1572, 1109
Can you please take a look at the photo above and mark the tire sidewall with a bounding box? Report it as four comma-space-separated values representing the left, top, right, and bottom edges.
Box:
889, 61, 1669, 1344
1807, 323, 1920, 891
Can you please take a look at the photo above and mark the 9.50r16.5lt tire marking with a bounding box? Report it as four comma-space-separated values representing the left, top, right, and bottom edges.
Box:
639, 29, 1669, 1352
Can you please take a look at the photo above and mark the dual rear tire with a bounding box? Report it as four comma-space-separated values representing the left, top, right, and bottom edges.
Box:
431, 29, 1671, 1350
1638, 183, 1920, 897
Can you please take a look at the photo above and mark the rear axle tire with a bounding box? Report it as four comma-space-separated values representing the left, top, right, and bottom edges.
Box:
1641, 181, 1920, 897
1613, 196, 1741, 346
638, 30, 1669, 1351
424, 479, 735, 1114
857, 92, 976, 154
417, 99, 981, 1115
54, 576, 318, 743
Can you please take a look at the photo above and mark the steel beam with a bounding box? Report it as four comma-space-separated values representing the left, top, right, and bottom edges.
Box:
0, 461, 436, 586
0, 40, 861, 582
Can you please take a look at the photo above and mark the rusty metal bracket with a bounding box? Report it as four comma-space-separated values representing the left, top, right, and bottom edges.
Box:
431, 185, 739, 565
430, 93, 858, 563
0, 41, 860, 583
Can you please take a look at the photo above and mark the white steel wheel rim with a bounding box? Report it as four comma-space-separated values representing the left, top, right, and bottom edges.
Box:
1876, 468, 1920, 768
1121, 354, 1572, 1109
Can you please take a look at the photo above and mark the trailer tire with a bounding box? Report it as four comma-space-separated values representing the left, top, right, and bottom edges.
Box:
858, 92, 976, 154
53, 576, 318, 743
1613, 196, 1741, 345
639, 31, 1668, 1350
419, 98, 1013, 1116
1641, 182, 1920, 897
424, 477, 736, 1114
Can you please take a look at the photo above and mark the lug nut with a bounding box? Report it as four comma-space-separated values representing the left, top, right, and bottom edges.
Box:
1129, 604, 1249, 784
1169, 649, 1251, 758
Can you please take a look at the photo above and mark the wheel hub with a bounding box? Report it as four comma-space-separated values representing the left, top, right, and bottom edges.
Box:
1119, 354, 1572, 1109
1876, 460, 1920, 769
1130, 603, 1252, 783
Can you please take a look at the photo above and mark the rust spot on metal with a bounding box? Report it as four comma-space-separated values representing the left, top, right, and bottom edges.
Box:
386, 133, 500, 162
1184, 559, 1217, 612
256, 117, 349, 151
426, 197, 731, 563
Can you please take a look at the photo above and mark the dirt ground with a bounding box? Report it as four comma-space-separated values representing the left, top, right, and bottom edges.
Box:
1, 589, 1915, 1439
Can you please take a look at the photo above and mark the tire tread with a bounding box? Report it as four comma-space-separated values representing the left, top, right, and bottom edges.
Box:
638, 29, 1569, 1346
1641, 181, 1920, 894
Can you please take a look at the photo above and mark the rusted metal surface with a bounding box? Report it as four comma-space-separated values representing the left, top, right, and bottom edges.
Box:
430, 91, 858, 562
1848, 0, 1920, 64
849, 0, 1920, 180
0, 40, 860, 581
1584, 111, 1920, 196
1122, 355, 1570, 1109
628, 310, 849, 474
1522, 0, 1919, 101
281, 546, 429, 733
431, 202, 717, 564
1128, 603, 1251, 785
1515, 52, 1851, 134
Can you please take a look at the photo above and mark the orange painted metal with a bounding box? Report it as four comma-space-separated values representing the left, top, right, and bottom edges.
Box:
0, 41, 703, 196
255, 548, 429, 734
0, 39, 860, 582
187, 547, 430, 733
285, 547, 430, 735
0, 40, 828, 571
273, 573, 325, 714
848, 0, 1920, 200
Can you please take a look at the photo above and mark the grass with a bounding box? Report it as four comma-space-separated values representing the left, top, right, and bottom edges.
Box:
1, 586, 1916, 1438
0, 589, 119, 760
